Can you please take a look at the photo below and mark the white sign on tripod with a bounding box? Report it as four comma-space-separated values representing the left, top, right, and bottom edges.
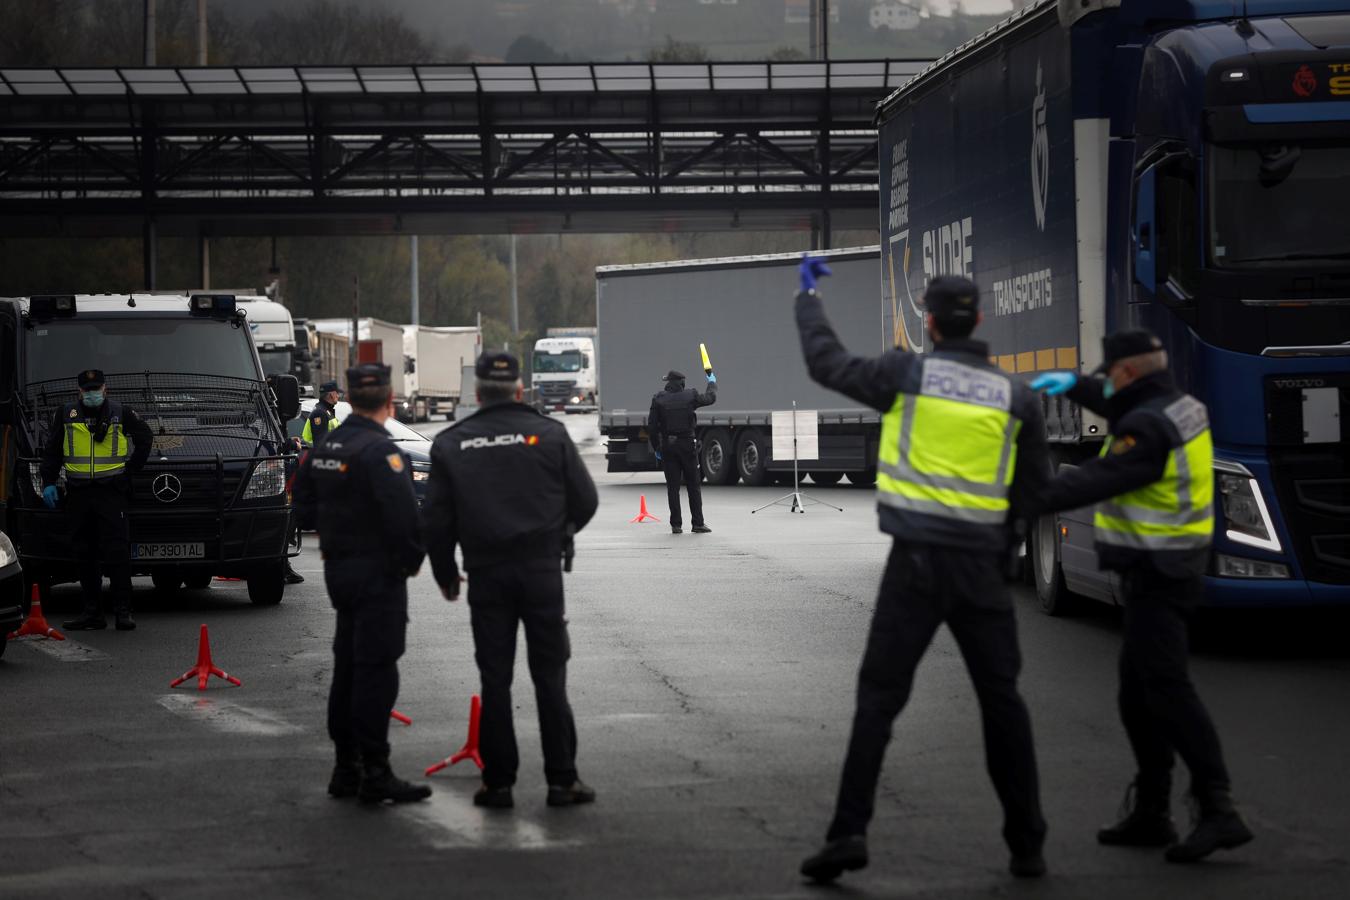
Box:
753, 404, 841, 515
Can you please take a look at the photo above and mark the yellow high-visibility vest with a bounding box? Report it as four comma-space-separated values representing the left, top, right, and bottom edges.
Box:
1093, 394, 1214, 551
877, 357, 1021, 526
64, 408, 130, 480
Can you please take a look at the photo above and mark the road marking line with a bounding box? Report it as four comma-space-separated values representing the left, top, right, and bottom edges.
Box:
157, 694, 304, 736
21, 637, 110, 662
403, 791, 582, 851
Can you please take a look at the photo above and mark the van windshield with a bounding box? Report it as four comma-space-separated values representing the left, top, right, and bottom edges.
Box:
26, 317, 260, 385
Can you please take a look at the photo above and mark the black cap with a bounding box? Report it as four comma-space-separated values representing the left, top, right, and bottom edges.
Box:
922, 275, 980, 321
345, 363, 391, 389
1092, 329, 1164, 375
662, 370, 686, 382
319, 380, 340, 394
475, 351, 520, 383
77, 369, 105, 389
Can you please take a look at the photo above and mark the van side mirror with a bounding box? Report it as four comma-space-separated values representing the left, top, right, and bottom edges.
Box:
270, 374, 301, 421
1133, 164, 1159, 290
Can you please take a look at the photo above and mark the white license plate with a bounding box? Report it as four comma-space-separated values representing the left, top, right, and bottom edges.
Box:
134, 542, 205, 560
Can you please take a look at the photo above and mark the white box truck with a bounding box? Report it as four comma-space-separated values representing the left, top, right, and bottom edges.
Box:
313, 317, 407, 406
403, 325, 481, 421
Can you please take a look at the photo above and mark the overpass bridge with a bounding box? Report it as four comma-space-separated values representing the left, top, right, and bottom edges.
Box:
0, 60, 925, 250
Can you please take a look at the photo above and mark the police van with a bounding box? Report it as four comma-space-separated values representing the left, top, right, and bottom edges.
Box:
0, 294, 301, 606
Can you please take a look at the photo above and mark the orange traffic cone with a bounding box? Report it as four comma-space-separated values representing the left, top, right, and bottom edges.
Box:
391, 709, 413, 726
425, 694, 484, 775
7, 585, 65, 641
169, 624, 242, 691
630, 494, 661, 524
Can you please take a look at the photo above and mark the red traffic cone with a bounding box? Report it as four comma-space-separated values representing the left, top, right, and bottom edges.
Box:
7, 585, 65, 641
169, 624, 242, 691
425, 694, 484, 775
630, 494, 661, 524
391, 709, 412, 726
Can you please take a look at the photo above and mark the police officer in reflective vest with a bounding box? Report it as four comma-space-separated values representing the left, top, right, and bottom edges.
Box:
302, 380, 342, 446
422, 352, 599, 810
293, 363, 430, 805
795, 261, 1053, 882
1030, 330, 1253, 863
39, 369, 153, 632
648, 368, 717, 534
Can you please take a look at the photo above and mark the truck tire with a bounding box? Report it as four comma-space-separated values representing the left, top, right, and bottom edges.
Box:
1030, 512, 1081, 616
183, 573, 212, 590
247, 563, 285, 607
810, 471, 843, 486
700, 428, 738, 485
736, 429, 771, 487
151, 571, 183, 594
846, 468, 876, 487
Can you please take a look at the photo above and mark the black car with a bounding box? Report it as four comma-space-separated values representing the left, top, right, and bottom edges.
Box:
288, 400, 433, 503
0, 530, 28, 660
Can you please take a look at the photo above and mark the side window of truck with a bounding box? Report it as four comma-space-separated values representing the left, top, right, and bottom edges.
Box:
1158, 163, 1200, 297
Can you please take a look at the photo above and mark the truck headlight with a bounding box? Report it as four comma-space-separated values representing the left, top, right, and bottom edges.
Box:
1216, 463, 1281, 553
1214, 553, 1289, 579
412, 467, 430, 482
0, 531, 16, 568
243, 459, 286, 499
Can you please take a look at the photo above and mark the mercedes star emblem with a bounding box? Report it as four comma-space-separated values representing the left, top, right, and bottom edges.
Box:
152, 473, 183, 504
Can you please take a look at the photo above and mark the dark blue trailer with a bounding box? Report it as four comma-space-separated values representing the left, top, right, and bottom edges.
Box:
877, 0, 1350, 610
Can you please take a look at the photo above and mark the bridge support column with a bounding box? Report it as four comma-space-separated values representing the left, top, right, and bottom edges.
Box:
143, 218, 157, 291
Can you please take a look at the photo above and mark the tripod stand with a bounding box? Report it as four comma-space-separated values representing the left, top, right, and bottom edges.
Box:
751, 403, 843, 515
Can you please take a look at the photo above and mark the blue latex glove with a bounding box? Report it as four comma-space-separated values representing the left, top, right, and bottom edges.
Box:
654, 451, 663, 463
41, 485, 59, 509
706, 372, 717, 385
1030, 372, 1078, 396
799, 255, 832, 293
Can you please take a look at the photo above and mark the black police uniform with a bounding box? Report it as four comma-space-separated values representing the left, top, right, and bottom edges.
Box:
648, 370, 716, 532
293, 364, 428, 803
39, 372, 153, 631
1035, 332, 1249, 861
422, 352, 599, 805
797, 276, 1053, 881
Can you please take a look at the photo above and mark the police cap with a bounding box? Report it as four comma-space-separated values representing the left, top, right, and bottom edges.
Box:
319, 380, 340, 394
1092, 329, 1164, 375
346, 363, 391, 389
662, 370, 686, 382
475, 351, 520, 383
922, 276, 980, 321
77, 369, 106, 389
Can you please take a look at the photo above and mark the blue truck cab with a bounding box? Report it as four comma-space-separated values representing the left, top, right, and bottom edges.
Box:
876, 0, 1350, 610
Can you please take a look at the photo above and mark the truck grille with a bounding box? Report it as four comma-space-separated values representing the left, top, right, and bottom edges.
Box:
537, 381, 576, 401
1267, 449, 1350, 585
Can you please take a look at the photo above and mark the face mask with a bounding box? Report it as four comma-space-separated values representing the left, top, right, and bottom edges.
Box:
83, 389, 105, 408
1102, 380, 1116, 400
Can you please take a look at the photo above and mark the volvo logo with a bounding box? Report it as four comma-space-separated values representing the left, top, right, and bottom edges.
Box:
1273, 378, 1327, 389
152, 473, 183, 504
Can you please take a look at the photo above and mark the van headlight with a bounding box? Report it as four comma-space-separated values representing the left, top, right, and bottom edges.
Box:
412, 465, 430, 483
243, 459, 286, 499
1215, 461, 1281, 553
0, 532, 16, 567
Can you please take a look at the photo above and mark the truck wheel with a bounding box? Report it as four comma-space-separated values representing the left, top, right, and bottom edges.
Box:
1031, 513, 1080, 616
700, 428, 738, 485
810, 471, 843, 486
736, 429, 771, 487
183, 573, 212, 590
151, 571, 183, 594
846, 468, 876, 487
247, 564, 285, 607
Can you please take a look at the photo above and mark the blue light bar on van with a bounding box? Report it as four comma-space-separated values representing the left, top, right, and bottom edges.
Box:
188, 294, 238, 316
29, 295, 77, 319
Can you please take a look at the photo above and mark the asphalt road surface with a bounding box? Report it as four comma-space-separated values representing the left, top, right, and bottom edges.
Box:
3, 413, 1348, 899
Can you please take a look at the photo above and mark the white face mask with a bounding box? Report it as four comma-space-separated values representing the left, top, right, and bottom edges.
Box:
83, 389, 106, 407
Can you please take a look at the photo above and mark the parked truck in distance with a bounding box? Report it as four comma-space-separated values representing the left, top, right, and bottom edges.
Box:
877, 0, 1350, 609
403, 325, 480, 421
313, 317, 407, 412
533, 327, 598, 413
597, 249, 883, 486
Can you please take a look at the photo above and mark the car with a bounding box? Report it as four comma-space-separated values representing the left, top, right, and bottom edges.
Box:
0, 530, 28, 660
288, 400, 434, 503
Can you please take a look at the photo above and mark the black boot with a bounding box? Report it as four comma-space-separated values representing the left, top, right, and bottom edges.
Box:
114, 597, 136, 631
284, 563, 305, 585
1099, 779, 1177, 847
547, 780, 596, 807
1165, 790, 1253, 863
691, 524, 712, 534
328, 745, 362, 798
671, 525, 683, 535
1009, 853, 1047, 878
474, 784, 515, 809
358, 753, 431, 805
800, 835, 868, 883
63, 605, 107, 631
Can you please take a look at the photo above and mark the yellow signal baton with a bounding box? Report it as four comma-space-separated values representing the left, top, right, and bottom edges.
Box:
700, 342, 713, 374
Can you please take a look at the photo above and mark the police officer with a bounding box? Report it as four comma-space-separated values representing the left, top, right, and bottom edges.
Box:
422, 352, 599, 810
302, 380, 342, 446
795, 260, 1052, 882
40, 369, 153, 632
1030, 329, 1253, 863
648, 368, 717, 534
293, 363, 429, 805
